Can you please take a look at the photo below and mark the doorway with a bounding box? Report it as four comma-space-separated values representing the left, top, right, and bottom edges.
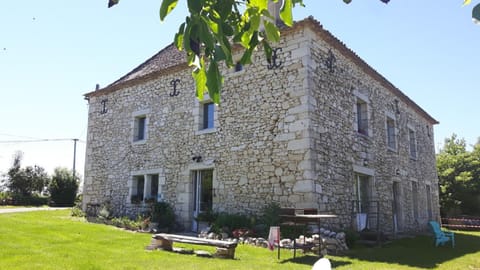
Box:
192, 169, 213, 232
393, 182, 403, 232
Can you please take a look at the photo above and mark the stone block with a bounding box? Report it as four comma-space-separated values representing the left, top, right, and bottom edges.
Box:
293, 180, 313, 193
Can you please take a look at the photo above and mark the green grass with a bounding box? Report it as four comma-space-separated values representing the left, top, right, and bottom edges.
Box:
0, 210, 479, 270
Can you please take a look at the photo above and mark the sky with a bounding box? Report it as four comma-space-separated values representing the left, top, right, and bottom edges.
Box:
1, 0, 479, 178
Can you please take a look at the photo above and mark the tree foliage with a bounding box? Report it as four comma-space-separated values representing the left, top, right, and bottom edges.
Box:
5, 152, 49, 196
437, 134, 480, 216
108, 0, 392, 104
49, 167, 79, 207
464, 0, 480, 23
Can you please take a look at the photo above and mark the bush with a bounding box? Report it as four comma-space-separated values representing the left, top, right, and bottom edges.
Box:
345, 230, 360, 248
0, 192, 12, 205
48, 168, 79, 206
11, 193, 49, 206
71, 206, 85, 217
151, 202, 175, 231
256, 202, 282, 237
212, 212, 253, 235
111, 216, 142, 231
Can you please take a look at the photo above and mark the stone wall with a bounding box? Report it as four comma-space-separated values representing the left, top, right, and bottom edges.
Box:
83, 18, 439, 234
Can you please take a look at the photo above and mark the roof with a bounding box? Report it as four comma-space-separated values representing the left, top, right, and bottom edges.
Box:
84, 17, 438, 125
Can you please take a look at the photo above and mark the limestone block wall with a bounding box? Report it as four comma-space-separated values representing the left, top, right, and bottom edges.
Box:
83, 24, 317, 229
83, 18, 439, 233
305, 25, 440, 233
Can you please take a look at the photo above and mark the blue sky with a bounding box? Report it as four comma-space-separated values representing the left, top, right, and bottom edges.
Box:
0, 0, 479, 176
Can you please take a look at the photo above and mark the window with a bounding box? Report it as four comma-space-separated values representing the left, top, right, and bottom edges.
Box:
356, 98, 369, 136
131, 174, 160, 203
409, 128, 417, 159
201, 102, 214, 130
134, 115, 147, 142
131, 175, 145, 203
412, 181, 419, 220
386, 116, 396, 150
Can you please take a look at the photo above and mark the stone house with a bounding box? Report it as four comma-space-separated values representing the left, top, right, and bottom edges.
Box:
82, 16, 440, 234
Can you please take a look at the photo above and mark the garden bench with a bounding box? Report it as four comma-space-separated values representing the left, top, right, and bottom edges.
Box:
147, 233, 238, 259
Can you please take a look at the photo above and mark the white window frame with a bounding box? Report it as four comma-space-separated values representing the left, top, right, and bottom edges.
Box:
194, 95, 218, 135
132, 109, 149, 144
128, 169, 165, 204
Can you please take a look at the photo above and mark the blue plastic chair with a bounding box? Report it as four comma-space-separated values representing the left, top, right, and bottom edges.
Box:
428, 221, 455, 247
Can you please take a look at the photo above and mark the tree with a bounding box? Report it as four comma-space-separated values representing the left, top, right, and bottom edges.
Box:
463, 0, 480, 23
108, 0, 390, 104
6, 152, 49, 196
49, 167, 79, 206
437, 134, 480, 216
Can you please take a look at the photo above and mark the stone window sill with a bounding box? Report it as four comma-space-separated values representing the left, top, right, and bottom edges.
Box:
195, 128, 217, 135
132, 139, 147, 145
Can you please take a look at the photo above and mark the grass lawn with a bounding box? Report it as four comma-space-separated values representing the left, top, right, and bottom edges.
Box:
0, 210, 479, 270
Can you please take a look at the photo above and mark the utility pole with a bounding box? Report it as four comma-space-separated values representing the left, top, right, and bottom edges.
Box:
73, 138, 79, 178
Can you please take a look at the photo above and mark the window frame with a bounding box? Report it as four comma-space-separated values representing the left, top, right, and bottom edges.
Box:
129, 171, 163, 204
353, 91, 370, 137
386, 114, 397, 151
195, 96, 217, 135
408, 126, 417, 160
132, 109, 149, 143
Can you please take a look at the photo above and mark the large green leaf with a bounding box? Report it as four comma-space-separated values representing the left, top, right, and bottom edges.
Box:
160, 0, 179, 21
206, 61, 222, 104
248, 0, 268, 11
174, 23, 185, 50
214, 0, 234, 19
280, 0, 293, 26
199, 18, 215, 52
264, 21, 280, 42
262, 40, 273, 64
193, 58, 207, 101
187, 0, 203, 13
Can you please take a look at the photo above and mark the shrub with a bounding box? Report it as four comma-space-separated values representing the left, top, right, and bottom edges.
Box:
256, 202, 282, 237
0, 192, 12, 205
71, 206, 85, 217
48, 168, 79, 206
195, 210, 218, 224
70, 194, 85, 217
151, 202, 175, 231
11, 193, 49, 206
212, 212, 253, 235
345, 229, 360, 248
111, 216, 141, 230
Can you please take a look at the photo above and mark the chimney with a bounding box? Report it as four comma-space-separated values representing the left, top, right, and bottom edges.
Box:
268, 0, 283, 26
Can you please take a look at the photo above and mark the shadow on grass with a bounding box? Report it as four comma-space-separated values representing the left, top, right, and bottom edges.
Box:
334, 231, 480, 269
279, 254, 352, 268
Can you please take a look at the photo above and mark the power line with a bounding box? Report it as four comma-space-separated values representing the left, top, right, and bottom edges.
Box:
0, 138, 85, 144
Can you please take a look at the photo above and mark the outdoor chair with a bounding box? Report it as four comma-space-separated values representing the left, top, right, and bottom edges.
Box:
428, 221, 455, 247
